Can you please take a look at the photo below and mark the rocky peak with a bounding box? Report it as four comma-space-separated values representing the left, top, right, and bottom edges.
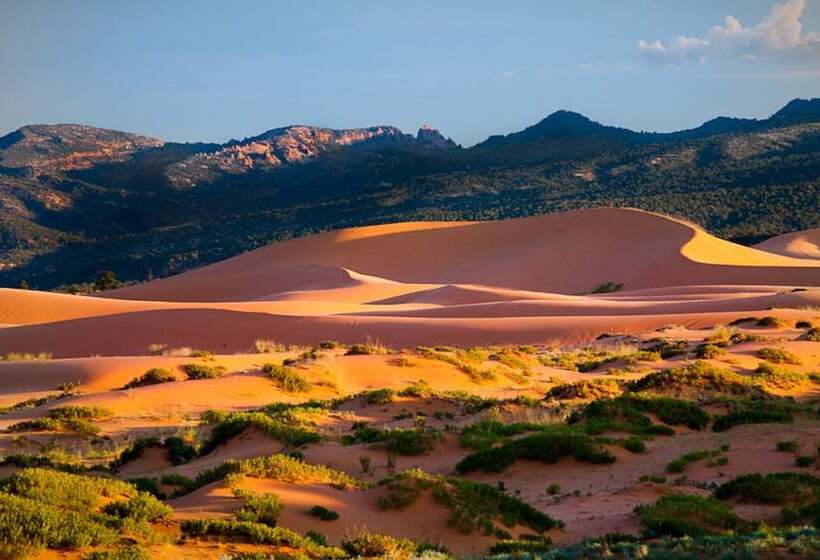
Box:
166, 125, 414, 188
0, 124, 164, 175
416, 125, 458, 149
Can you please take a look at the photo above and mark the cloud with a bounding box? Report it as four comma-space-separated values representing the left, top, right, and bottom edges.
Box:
638, 0, 820, 64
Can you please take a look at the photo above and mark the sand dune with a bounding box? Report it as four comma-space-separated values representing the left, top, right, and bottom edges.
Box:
755, 228, 820, 260
1, 208, 817, 355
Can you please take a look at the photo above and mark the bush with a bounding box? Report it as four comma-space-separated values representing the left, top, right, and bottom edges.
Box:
756, 316, 789, 328
712, 401, 795, 432
591, 281, 623, 294
121, 368, 177, 389
361, 388, 396, 405
666, 449, 715, 473
777, 440, 798, 453
460, 419, 544, 450
164, 436, 198, 465
693, 344, 723, 359
181, 362, 226, 379
102, 492, 172, 522
796, 455, 815, 468
181, 519, 345, 558
622, 436, 646, 453
254, 339, 285, 353
233, 454, 365, 490
637, 494, 738, 537
84, 546, 150, 560
341, 531, 416, 558
200, 412, 321, 454
308, 505, 339, 521
111, 437, 162, 468
383, 428, 441, 456
233, 489, 284, 526
263, 363, 311, 392
715, 472, 820, 505
456, 428, 614, 474
757, 347, 803, 365
628, 361, 760, 398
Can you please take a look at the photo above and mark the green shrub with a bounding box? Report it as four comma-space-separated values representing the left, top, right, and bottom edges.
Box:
712, 401, 795, 432
622, 436, 646, 453
645, 338, 689, 359
233, 454, 365, 490
489, 535, 553, 554
777, 440, 798, 453
181, 363, 226, 379
757, 347, 803, 365
233, 488, 284, 526
164, 436, 198, 465
628, 361, 759, 397
715, 472, 820, 505
383, 428, 441, 456
102, 492, 172, 522
547, 484, 561, 495
666, 449, 715, 473
341, 531, 416, 558
456, 428, 614, 474
84, 546, 150, 560
200, 412, 321, 454
263, 363, 311, 392
121, 368, 177, 389
460, 419, 544, 449
796, 455, 815, 468
181, 519, 345, 558
361, 388, 396, 405
637, 494, 738, 537
591, 281, 623, 294
308, 505, 339, 521
693, 344, 724, 359
111, 437, 161, 468
756, 316, 789, 328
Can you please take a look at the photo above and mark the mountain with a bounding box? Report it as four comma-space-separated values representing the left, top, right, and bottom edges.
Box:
0, 98, 818, 288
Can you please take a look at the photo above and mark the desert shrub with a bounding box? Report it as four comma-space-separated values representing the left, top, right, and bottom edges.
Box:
0, 492, 118, 557
233, 488, 284, 526
629, 361, 761, 398
121, 368, 177, 389
460, 419, 545, 449
489, 535, 553, 554
712, 400, 796, 432
666, 449, 724, 473
127, 477, 165, 499
1, 352, 52, 361
694, 343, 724, 359
591, 281, 623, 294
84, 546, 150, 560
254, 339, 285, 353
263, 363, 311, 392
398, 380, 434, 398
757, 347, 803, 365
796, 455, 816, 468
753, 362, 807, 388
572, 394, 706, 435
456, 428, 614, 474
308, 505, 339, 521
383, 428, 442, 456
776, 440, 799, 452
318, 340, 339, 349
181, 362, 226, 379
341, 531, 415, 558
756, 316, 789, 328
200, 412, 321, 454
361, 388, 396, 405
181, 519, 345, 558
806, 328, 820, 342
233, 454, 365, 490
622, 436, 646, 453
637, 494, 738, 537
645, 338, 689, 359
345, 339, 389, 355
546, 378, 622, 400
164, 436, 198, 465
102, 491, 172, 522
716, 472, 820, 505
49, 405, 111, 420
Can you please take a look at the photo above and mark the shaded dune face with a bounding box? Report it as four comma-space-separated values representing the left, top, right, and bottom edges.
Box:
0, 207, 818, 355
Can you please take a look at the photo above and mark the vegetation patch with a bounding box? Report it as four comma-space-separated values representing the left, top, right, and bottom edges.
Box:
200, 411, 321, 454
712, 400, 796, 432
757, 347, 803, 365
636, 494, 739, 537
263, 363, 312, 392
456, 427, 614, 474
181, 362, 227, 379
121, 368, 177, 389
308, 505, 339, 521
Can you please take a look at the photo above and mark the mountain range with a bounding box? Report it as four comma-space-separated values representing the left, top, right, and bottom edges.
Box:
1, 98, 818, 288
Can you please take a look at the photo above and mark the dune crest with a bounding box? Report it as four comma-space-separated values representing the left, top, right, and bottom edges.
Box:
754, 228, 820, 260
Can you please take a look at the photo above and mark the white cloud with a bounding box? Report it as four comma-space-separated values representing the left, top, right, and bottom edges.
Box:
638, 0, 820, 64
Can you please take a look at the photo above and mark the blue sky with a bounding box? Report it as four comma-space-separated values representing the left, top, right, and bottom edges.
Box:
1, 1, 818, 146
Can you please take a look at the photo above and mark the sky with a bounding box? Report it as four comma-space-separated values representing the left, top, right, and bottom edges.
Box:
1, 0, 819, 147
